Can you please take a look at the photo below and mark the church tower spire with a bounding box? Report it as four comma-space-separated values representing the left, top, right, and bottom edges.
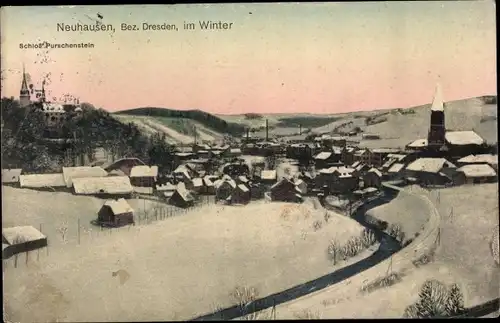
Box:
19, 64, 31, 108
427, 83, 446, 149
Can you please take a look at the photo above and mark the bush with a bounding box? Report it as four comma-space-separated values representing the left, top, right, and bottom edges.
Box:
327, 228, 377, 264
387, 223, 406, 244
360, 272, 404, 293
403, 279, 465, 318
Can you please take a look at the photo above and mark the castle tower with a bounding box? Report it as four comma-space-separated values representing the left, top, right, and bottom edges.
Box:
19, 65, 31, 108
427, 84, 446, 148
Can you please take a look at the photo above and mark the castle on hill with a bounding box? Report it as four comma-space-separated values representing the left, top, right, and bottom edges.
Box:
19, 66, 83, 127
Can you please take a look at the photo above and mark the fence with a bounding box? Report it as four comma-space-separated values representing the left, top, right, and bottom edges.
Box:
3, 195, 217, 269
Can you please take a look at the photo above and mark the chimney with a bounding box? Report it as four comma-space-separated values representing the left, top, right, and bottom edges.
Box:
266, 119, 269, 141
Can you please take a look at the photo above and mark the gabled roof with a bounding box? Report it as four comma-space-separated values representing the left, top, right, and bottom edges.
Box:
19, 173, 66, 188
236, 184, 249, 193
101, 198, 134, 215
388, 163, 405, 173
2, 226, 46, 245
457, 154, 498, 166
130, 165, 158, 178
203, 176, 214, 187
457, 164, 496, 178
367, 168, 383, 177
72, 176, 133, 195
314, 152, 332, 160
174, 184, 194, 202
62, 166, 108, 187
406, 158, 456, 174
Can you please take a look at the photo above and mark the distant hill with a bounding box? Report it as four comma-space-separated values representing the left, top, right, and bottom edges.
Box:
114, 107, 246, 136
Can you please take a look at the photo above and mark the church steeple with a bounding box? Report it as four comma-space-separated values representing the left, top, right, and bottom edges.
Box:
427, 83, 446, 148
19, 64, 31, 108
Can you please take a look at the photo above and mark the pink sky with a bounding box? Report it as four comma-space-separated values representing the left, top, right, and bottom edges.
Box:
1, 2, 496, 114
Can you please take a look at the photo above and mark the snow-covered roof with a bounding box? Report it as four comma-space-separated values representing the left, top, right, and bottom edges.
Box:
445, 131, 484, 146
130, 165, 158, 178
457, 154, 498, 166
367, 168, 383, 177
406, 158, 456, 174
72, 176, 133, 195
260, 170, 277, 180
457, 164, 497, 178
314, 152, 332, 160
62, 166, 107, 187
388, 163, 405, 173
102, 198, 134, 215
407, 138, 428, 148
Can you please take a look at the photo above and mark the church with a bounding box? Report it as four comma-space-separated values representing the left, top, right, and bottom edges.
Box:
406, 84, 488, 159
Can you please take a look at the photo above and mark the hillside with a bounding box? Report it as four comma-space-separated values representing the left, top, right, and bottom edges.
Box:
114, 107, 246, 137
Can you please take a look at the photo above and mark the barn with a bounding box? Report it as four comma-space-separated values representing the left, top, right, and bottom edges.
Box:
215, 178, 237, 201
97, 198, 135, 227
363, 168, 383, 189
169, 183, 195, 208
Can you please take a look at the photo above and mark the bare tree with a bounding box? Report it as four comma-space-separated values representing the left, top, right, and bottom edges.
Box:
57, 221, 69, 242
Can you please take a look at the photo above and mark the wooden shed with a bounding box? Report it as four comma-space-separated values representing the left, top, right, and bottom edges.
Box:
97, 198, 135, 227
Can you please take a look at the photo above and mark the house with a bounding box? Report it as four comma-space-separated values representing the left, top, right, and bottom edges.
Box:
381, 154, 407, 171
62, 166, 108, 188
444, 131, 485, 157
457, 154, 498, 171
294, 178, 308, 195
354, 163, 370, 176
336, 174, 359, 193
313, 151, 340, 169
156, 182, 176, 198
72, 176, 134, 197
341, 146, 356, 165
1, 169, 22, 185
371, 149, 400, 168
202, 176, 216, 195
103, 157, 146, 176
173, 164, 197, 182
129, 165, 158, 187
214, 177, 237, 201
270, 178, 302, 202
385, 163, 406, 181
363, 168, 383, 189
353, 149, 373, 166
2, 226, 47, 258
236, 175, 250, 186
453, 164, 497, 185
188, 177, 204, 193
229, 184, 251, 205
169, 183, 195, 208
19, 173, 66, 190
260, 170, 277, 185
222, 162, 250, 177
97, 198, 134, 227
405, 158, 457, 186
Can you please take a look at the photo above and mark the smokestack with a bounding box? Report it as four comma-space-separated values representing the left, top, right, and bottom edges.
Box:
266, 119, 269, 141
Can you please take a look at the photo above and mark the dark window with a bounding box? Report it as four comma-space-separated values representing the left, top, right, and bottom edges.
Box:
51, 116, 56, 121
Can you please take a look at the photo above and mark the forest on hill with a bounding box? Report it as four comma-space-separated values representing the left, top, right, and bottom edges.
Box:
114, 107, 247, 136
